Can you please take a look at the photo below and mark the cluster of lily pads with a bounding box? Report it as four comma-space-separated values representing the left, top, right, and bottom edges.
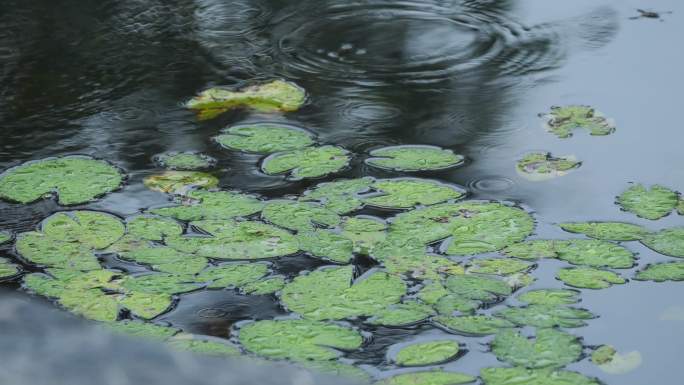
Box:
0, 80, 682, 385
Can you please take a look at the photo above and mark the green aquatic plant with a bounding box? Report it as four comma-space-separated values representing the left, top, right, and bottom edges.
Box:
444, 275, 512, 302
371, 239, 465, 280
518, 289, 581, 306
117, 246, 209, 275
238, 319, 363, 361
154, 152, 215, 170
394, 340, 461, 366
640, 227, 684, 257
106, 320, 180, 341
297, 360, 371, 382
119, 273, 201, 295
543, 105, 615, 138
467, 258, 533, 276
491, 329, 582, 369
365, 145, 465, 172
143, 171, 218, 194
280, 266, 406, 320
591, 345, 642, 375
126, 215, 183, 241
502, 240, 558, 260
242, 276, 286, 295
261, 145, 351, 180
376, 371, 476, 385
678, 199, 684, 215
557, 267, 626, 289
216, 124, 314, 154
388, 202, 534, 255
361, 179, 465, 209
434, 315, 515, 336
480, 367, 599, 385
341, 216, 387, 255
554, 239, 635, 269
0, 156, 123, 205
261, 200, 340, 232
635, 262, 684, 282
186, 80, 306, 120
559, 222, 647, 241
0, 231, 11, 244
617, 184, 678, 220
151, 190, 264, 221
434, 294, 479, 315
516, 152, 580, 180
297, 230, 354, 263
300, 177, 375, 214
366, 301, 435, 327
167, 335, 241, 356
0, 258, 19, 279
196, 263, 269, 289
496, 305, 595, 328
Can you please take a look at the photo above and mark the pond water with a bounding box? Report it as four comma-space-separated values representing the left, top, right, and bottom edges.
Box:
1, 0, 683, 384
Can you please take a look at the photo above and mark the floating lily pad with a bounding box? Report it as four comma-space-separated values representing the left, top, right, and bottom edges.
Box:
516, 152, 580, 180
502, 240, 558, 260
261, 145, 351, 180
434, 294, 479, 315
555, 239, 635, 269
143, 171, 218, 194
297, 230, 354, 264
238, 319, 363, 361
371, 239, 465, 280
389, 202, 534, 256
126, 215, 183, 241
341, 216, 387, 255
418, 282, 450, 305
361, 179, 465, 209
491, 329, 582, 368
300, 178, 374, 214
635, 262, 684, 282
366, 301, 435, 327
216, 124, 314, 154
117, 291, 174, 319
262, 200, 341, 232
167, 220, 299, 260
394, 340, 461, 366
242, 276, 286, 295
557, 267, 626, 289
196, 263, 269, 288
559, 222, 647, 241
496, 305, 595, 328
281, 266, 406, 320
120, 273, 201, 295
481, 367, 599, 385
518, 289, 581, 306
107, 320, 180, 341
377, 371, 476, 385
366, 145, 464, 172
678, 199, 684, 215
617, 184, 678, 220
0, 156, 124, 205
434, 315, 515, 336
467, 258, 533, 276
168, 335, 241, 356
151, 190, 264, 221
640, 228, 684, 257
297, 360, 371, 382
154, 152, 216, 170
0, 231, 11, 244
186, 80, 306, 120
591, 345, 642, 375
444, 275, 512, 303
118, 246, 209, 275
543, 105, 615, 138
0, 258, 19, 279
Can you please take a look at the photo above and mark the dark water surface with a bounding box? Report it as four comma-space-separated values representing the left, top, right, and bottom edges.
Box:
1, 0, 683, 383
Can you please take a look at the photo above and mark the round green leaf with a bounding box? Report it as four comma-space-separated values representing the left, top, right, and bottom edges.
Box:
151, 190, 264, 221
502, 240, 558, 260
0, 231, 12, 244
481, 367, 599, 385
641, 228, 684, 257
394, 340, 461, 366
361, 179, 465, 209
119, 246, 208, 275
557, 267, 626, 289
377, 371, 475, 385
261, 145, 351, 180
216, 124, 314, 154
518, 289, 580, 306
262, 200, 340, 232
154, 152, 215, 170
120, 273, 201, 295
554, 239, 635, 269
126, 215, 183, 241
559, 222, 647, 241
196, 263, 269, 289
0, 258, 19, 279
434, 315, 515, 336
242, 276, 286, 295
617, 184, 678, 220
543, 105, 615, 138
591, 345, 642, 375
491, 329, 582, 369
300, 177, 374, 214
297, 230, 354, 264
496, 305, 595, 328
366, 145, 464, 172
635, 262, 684, 282
366, 301, 435, 327
143, 171, 218, 194
516, 152, 580, 180
107, 320, 180, 341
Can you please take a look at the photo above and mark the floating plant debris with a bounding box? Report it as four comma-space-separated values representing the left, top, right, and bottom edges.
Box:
480, 367, 599, 385
151, 190, 264, 221
365, 145, 465, 172
517, 289, 581, 306
616, 184, 679, 220
559, 222, 647, 241
186, 80, 306, 120
495, 304, 595, 328
154, 152, 216, 170
143, 171, 218, 194
261, 200, 340, 232
591, 345, 642, 375
543, 105, 615, 138
0, 156, 123, 205
216, 124, 314, 154
261, 145, 351, 180
557, 267, 626, 289
0, 258, 19, 279
516, 152, 580, 180
393, 340, 461, 366
377, 371, 475, 385
635, 262, 684, 282
491, 328, 582, 369
640, 227, 684, 257
238, 319, 363, 361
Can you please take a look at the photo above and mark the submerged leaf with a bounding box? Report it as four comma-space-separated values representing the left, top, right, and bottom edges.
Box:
366, 145, 465, 172
617, 184, 678, 220
154, 152, 215, 171
261, 145, 351, 180
481, 367, 599, 385
151, 190, 264, 221
361, 179, 465, 209
640, 227, 684, 257
559, 222, 647, 241
518, 289, 581, 306
543, 105, 615, 138
635, 262, 684, 282
557, 267, 626, 289
434, 315, 515, 336
143, 171, 218, 194
216, 124, 314, 154
491, 329, 582, 368
394, 340, 461, 366
262, 200, 340, 232
496, 305, 595, 328
516, 152, 580, 180
0, 156, 123, 205
377, 371, 475, 385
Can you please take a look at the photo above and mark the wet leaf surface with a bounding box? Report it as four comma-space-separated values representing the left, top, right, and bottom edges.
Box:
635, 262, 684, 282
150, 190, 264, 221
617, 184, 678, 220
143, 171, 218, 194
216, 124, 314, 154
377, 371, 476, 385
154, 152, 215, 170
640, 227, 684, 257
297, 230, 354, 264
557, 267, 626, 289
543, 105, 615, 138
362, 179, 465, 209
496, 305, 595, 328
196, 263, 269, 289
516, 152, 580, 180
481, 367, 599, 385
262, 200, 340, 232
366, 301, 435, 327
261, 145, 351, 180
167, 334, 241, 356
434, 315, 515, 336
517, 289, 581, 306
394, 340, 461, 366
0, 258, 19, 279
559, 222, 647, 241
591, 345, 642, 375
366, 145, 465, 172
491, 328, 582, 368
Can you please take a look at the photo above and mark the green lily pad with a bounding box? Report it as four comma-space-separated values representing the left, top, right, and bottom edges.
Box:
361, 179, 465, 209
557, 267, 626, 289
467, 258, 533, 276
641, 227, 684, 257
496, 305, 595, 328
366, 301, 435, 327
555, 239, 635, 269
166, 220, 299, 260
261, 145, 351, 180
107, 320, 180, 341
481, 367, 599, 385
377, 371, 476, 385
126, 215, 183, 241
186, 80, 306, 120
151, 190, 264, 221
518, 289, 581, 306
118, 246, 209, 275
559, 222, 647, 241
0, 258, 20, 279
143, 171, 218, 194
491, 329, 582, 368
341, 216, 387, 255
366, 145, 464, 172
394, 340, 461, 366
242, 276, 286, 295
297, 230, 354, 264
502, 240, 558, 260
196, 263, 269, 288
238, 319, 363, 361
0, 231, 11, 244
0, 156, 123, 205
635, 262, 684, 282
434, 315, 515, 336
216, 124, 314, 154
371, 240, 464, 279
117, 291, 174, 319
591, 345, 615, 365
281, 266, 406, 320
389, 202, 534, 256
591, 345, 642, 375
120, 273, 201, 295
300, 177, 375, 214
167, 335, 241, 356
516, 152, 580, 180
434, 294, 479, 315
154, 152, 215, 170
262, 200, 341, 232
617, 184, 678, 220
543, 105, 615, 138
444, 275, 512, 302
678, 199, 684, 215
418, 281, 450, 305
297, 360, 371, 382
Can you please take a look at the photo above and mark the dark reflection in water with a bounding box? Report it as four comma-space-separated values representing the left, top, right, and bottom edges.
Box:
1, 0, 683, 384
